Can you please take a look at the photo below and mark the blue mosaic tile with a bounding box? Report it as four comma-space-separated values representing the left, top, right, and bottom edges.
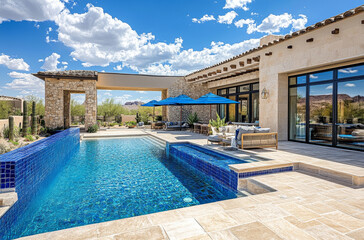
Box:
0, 128, 80, 239
169, 144, 242, 190
238, 166, 293, 178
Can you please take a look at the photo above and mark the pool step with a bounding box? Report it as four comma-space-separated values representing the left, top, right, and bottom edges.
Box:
143, 137, 166, 149
237, 189, 252, 196
0, 191, 17, 218
0, 191, 17, 207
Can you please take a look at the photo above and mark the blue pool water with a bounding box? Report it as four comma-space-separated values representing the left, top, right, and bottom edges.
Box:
4, 137, 239, 239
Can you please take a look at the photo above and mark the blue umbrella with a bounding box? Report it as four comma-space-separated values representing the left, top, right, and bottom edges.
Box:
156, 97, 176, 106
194, 92, 239, 104
141, 100, 159, 107
194, 92, 239, 119
156, 94, 197, 130
141, 100, 160, 121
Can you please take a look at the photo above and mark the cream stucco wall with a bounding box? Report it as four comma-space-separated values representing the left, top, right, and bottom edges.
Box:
259, 12, 364, 140
186, 11, 364, 140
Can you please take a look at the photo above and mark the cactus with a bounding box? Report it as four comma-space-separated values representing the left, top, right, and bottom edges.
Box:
22, 101, 28, 137
136, 112, 141, 123
9, 116, 14, 141
31, 101, 37, 135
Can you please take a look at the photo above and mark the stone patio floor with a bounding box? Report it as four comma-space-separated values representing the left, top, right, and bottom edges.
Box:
19, 129, 364, 240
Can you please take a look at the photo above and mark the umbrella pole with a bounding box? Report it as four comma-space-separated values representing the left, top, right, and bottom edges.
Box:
210, 105, 212, 121
180, 106, 182, 131
153, 107, 155, 122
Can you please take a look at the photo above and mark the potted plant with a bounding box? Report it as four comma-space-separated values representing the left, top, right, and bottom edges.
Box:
125, 121, 137, 128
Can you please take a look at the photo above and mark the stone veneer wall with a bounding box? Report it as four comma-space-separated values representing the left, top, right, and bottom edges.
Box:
167, 78, 216, 123
45, 78, 97, 129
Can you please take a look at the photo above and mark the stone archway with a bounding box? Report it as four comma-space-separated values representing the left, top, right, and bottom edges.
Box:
34, 71, 181, 130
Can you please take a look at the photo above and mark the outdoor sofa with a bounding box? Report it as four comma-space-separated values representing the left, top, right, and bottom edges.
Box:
163, 121, 189, 130
208, 125, 278, 149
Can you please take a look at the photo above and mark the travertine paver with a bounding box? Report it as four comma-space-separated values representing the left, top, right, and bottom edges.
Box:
17, 131, 364, 240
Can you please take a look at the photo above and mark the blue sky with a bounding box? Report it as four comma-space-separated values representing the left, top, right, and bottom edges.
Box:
0, 0, 361, 104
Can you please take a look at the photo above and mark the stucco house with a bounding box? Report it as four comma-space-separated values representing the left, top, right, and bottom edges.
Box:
33, 5, 364, 150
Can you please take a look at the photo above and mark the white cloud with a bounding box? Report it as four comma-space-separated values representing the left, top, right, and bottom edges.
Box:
54, 4, 183, 69
339, 68, 358, 74
235, 13, 307, 34
251, 12, 258, 16
114, 65, 123, 71
104, 92, 112, 96
139, 38, 260, 75
192, 14, 215, 23
218, 11, 238, 24
310, 74, 318, 79
345, 83, 356, 87
38, 59, 44, 62
34, 4, 258, 76
4, 72, 45, 97
62, 61, 68, 65
46, 36, 57, 43
234, 18, 254, 28
0, 54, 30, 71
326, 85, 333, 90
41, 53, 61, 71
223, 0, 252, 10
137, 91, 147, 94
0, 0, 65, 23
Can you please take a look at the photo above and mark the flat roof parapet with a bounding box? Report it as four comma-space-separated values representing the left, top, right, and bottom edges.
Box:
34, 70, 98, 80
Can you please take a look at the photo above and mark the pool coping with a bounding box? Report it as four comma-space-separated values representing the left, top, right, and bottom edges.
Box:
6, 131, 364, 240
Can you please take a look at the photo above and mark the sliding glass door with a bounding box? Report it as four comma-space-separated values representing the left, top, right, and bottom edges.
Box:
289, 63, 364, 150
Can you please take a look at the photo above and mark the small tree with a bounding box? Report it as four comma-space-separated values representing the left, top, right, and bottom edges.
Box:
22, 101, 28, 137
0, 101, 12, 119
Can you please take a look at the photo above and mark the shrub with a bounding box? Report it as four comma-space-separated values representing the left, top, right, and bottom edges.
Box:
2, 126, 21, 139
9, 140, 19, 146
0, 140, 11, 154
87, 124, 99, 133
187, 112, 199, 126
125, 121, 137, 128
25, 135, 34, 142
38, 127, 47, 135
209, 113, 227, 129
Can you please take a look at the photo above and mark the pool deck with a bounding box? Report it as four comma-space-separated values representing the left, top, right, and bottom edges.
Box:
18, 129, 364, 240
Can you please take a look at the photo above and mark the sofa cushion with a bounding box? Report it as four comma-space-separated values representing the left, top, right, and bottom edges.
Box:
254, 128, 270, 133
226, 126, 237, 133
352, 130, 364, 136
208, 135, 222, 142
237, 126, 255, 141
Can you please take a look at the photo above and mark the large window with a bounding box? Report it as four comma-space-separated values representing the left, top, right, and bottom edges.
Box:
289, 63, 364, 150
217, 83, 259, 123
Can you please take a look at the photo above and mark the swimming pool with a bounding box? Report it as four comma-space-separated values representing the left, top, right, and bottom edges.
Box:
3, 136, 239, 239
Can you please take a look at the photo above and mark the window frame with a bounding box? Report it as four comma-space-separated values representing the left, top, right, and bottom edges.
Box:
288, 62, 364, 151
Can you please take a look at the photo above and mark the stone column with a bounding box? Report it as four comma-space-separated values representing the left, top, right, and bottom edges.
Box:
63, 91, 71, 128
45, 78, 64, 129
84, 86, 97, 130
161, 89, 168, 121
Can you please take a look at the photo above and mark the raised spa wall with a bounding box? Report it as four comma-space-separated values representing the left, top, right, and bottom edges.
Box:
0, 128, 80, 238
